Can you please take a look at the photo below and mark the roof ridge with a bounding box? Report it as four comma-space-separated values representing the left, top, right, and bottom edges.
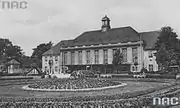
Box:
139, 30, 160, 34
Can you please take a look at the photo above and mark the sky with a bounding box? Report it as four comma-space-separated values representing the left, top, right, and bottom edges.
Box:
0, 0, 180, 56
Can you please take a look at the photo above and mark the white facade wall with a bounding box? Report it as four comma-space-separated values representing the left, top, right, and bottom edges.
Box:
42, 45, 159, 74
144, 50, 158, 71
42, 55, 61, 74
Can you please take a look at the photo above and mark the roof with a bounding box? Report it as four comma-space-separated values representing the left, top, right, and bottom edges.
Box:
26, 67, 42, 75
43, 27, 160, 56
140, 31, 160, 50
62, 26, 140, 47
42, 40, 74, 56
102, 15, 110, 21
7, 59, 21, 65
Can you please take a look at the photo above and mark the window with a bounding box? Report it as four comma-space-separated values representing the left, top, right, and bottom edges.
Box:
112, 49, 117, 56
132, 66, 138, 72
103, 49, 108, 64
94, 50, 99, 64
55, 56, 58, 61
50, 56, 53, 60
132, 66, 135, 72
78, 51, 82, 64
71, 52, 75, 65
55, 66, 58, 72
149, 65, 153, 72
148, 51, 153, 58
86, 50, 90, 64
135, 66, 138, 71
45, 56, 47, 62
122, 48, 127, 62
132, 47, 138, 63
45, 66, 48, 72
64, 52, 68, 65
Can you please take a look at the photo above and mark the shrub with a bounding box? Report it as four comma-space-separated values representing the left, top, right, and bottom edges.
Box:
1, 73, 23, 76
71, 70, 95, 78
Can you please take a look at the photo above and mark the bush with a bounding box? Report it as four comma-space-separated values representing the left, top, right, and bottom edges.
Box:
0, 76, 33, 80
71, 70, 95, 78
0, 73, 24, 76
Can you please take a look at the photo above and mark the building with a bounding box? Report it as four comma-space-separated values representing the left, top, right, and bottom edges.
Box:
7, 58, 22, 74
42, 16, 160, 74
140, 31, 160, 72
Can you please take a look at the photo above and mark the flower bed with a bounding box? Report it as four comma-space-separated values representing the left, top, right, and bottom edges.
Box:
27, 78, 123, 91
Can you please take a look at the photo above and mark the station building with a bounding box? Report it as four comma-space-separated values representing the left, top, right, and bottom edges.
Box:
42, 16, 159, 74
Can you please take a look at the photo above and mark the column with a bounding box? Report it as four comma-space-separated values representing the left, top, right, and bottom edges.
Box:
82, 50, 86, 65
108, 49, 113, 64
99, 49, 103, 64
127, 47, 132, 63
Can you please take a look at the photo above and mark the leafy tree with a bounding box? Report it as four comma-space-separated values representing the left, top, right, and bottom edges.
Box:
5, 45, 23, 58
31, 41, 53, 60
112, 49, 124, 65
0, 38, 24, 60
154, 26, 180, 71
31, 42, 53, 68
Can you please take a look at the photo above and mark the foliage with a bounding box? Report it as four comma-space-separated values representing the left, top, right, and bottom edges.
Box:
71, 70, 95, 78
31, 41, 53, 59
0, 38, 24, 60
31, 41, 53, 68
112, 49, 124, 65
154, 26, 180, 71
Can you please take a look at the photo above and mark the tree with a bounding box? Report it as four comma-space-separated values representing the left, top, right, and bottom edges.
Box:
31, 42, 53, 68
5, 45, 23, 58
154, 26, 180, 71
0, 38, 24, 60
112, 49, 124, 65
31, 42, 53, 60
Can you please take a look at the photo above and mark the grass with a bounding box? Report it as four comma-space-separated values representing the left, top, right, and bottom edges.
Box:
0, 78, 178, 107
0, 78, 172, 99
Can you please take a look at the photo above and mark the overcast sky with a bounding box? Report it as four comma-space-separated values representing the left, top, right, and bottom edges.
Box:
0, 0, 180, 56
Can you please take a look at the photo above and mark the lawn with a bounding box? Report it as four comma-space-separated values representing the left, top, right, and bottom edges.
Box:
0, 78, 178, 108
0, 78, 172, 100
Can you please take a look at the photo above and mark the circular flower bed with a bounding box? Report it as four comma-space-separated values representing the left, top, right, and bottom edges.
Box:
24, 78, 126, 91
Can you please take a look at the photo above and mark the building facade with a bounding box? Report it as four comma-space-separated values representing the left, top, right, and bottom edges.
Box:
42, 16, 159, 74
42, 42, 62, 74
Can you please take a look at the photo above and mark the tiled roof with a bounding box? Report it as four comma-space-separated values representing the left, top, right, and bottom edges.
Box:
140, 31, 160, 50
42, 27, 160, 56
64, 26, 140, 47
7, 59, 21, 65
43, 26, 140, 56
42, 40, 74, 56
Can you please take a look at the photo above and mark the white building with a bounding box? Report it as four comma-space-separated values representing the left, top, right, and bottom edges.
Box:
42, 16, 160, 74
